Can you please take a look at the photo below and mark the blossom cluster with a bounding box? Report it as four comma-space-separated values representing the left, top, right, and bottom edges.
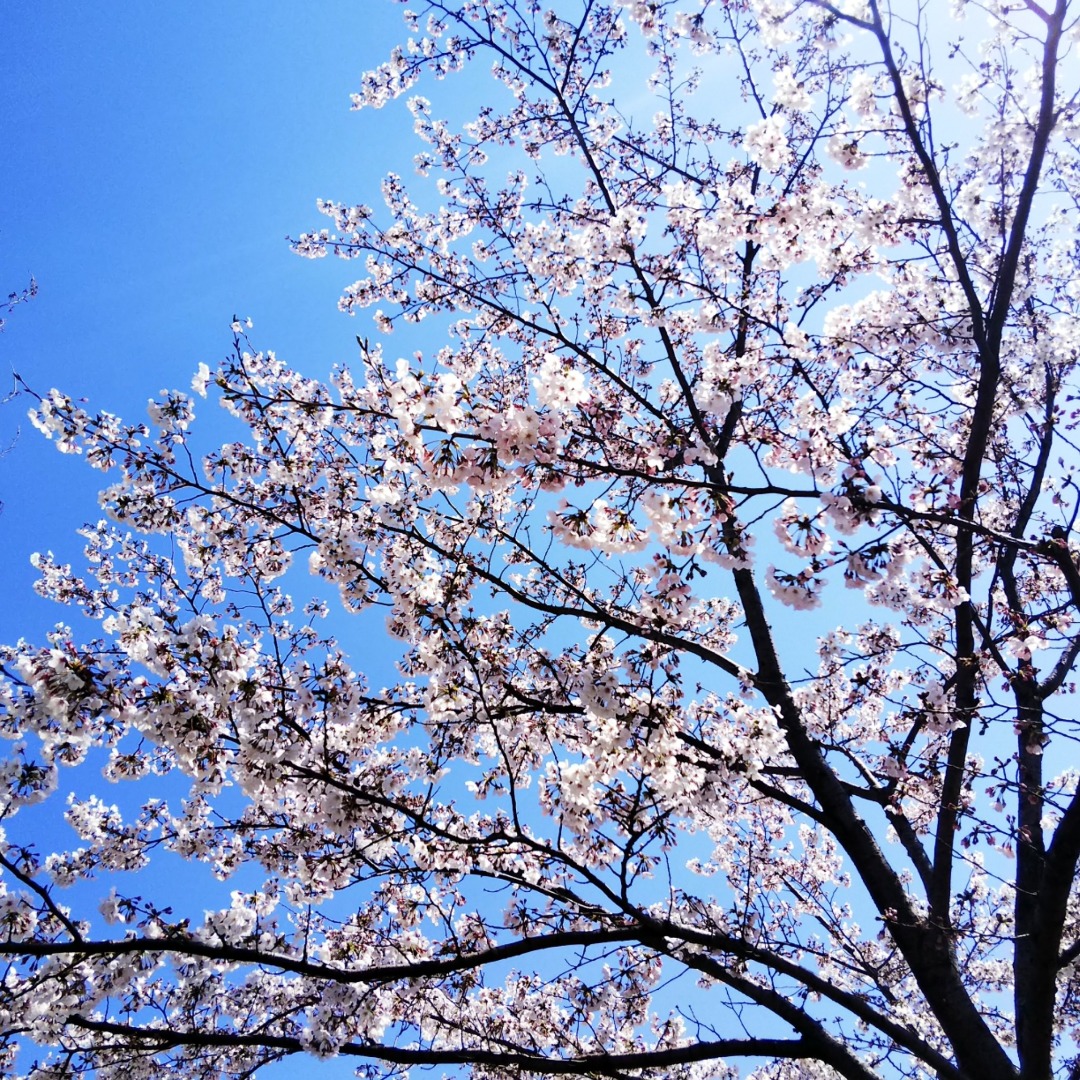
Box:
2, 0, 1080, 1076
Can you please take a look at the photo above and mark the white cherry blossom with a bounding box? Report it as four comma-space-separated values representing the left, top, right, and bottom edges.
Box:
2, 1, 1080, 1078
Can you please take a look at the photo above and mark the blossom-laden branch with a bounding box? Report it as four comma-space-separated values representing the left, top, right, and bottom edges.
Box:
2, 1, 1080, 1078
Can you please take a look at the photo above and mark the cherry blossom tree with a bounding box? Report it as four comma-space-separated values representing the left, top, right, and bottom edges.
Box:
2, 1, 1080, 1077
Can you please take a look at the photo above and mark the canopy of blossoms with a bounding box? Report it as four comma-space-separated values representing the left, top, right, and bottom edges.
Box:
2, 1, 1080, 1078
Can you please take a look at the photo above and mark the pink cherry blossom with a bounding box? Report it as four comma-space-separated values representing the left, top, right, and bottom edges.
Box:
2, 1, 1080, 1077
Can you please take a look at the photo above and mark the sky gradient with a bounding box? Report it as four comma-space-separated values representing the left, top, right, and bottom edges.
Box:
1, 2, 418, 645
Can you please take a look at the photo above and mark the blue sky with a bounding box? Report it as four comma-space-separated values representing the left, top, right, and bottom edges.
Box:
0, 2, 418, 644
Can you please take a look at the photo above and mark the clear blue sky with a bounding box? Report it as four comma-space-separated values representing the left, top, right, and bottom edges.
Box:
0, 2, 418, 644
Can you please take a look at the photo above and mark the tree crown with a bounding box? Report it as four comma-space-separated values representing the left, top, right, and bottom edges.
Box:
3, 1, 1080, 1078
